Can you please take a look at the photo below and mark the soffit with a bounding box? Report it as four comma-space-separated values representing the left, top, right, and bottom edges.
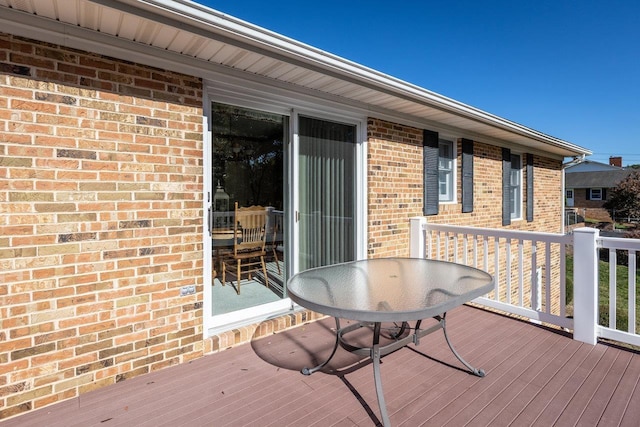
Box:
0, 0, 591, 157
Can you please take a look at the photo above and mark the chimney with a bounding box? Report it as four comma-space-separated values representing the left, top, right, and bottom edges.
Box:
609, 156, 622, 167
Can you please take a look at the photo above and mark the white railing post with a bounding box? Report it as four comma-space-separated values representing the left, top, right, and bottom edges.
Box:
410, 216, 427, 258
572, 227, 600, 345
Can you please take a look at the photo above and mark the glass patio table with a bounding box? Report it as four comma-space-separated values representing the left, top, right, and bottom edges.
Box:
287, 257, 494, 426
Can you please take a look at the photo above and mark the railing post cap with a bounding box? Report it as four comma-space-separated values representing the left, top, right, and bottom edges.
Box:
573, 227, 599, 235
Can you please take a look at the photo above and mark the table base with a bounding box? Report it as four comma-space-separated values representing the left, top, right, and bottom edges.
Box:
301, 313, 485, 426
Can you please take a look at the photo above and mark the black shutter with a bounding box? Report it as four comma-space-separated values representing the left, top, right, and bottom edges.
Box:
502, 147, 511, 226
461, 139, 474, 213
526, 153, 534, 222
602, 188, 607, 200
423, 129, 439, 216
585, 189, 591, 200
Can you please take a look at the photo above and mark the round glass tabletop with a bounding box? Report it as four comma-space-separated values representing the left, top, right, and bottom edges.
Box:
287, 258, 494, 322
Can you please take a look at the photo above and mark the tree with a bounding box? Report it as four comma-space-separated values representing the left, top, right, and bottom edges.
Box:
603, 171, 640, 221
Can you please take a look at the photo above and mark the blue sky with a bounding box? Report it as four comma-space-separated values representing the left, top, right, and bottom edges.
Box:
201, 0, 640, 165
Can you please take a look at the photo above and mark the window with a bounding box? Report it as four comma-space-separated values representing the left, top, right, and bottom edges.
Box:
438, 139, 455, 202
590, 188, 603, 200
423, 132, 460, 215
566, 189, 574, 199
510, 154, 522, 219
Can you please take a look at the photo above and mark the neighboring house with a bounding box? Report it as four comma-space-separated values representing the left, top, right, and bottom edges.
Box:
565, 157, 632, 221
0, 0, 590, 420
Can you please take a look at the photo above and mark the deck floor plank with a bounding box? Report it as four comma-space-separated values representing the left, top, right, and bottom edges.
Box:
581, 349, 635, 425
599, 352, 640, 426
512, 343, 605, 426
441, 329, 565, 426
4, 305, 640, 427
464, 334, 574, 426
395, 315, 533, 426
562, 348, 632, 426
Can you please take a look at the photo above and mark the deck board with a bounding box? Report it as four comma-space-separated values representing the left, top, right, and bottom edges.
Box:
441, 330, 564, 426
577, 350, 634, 425
4, 305, 640, 427
465, 333, 571, 426
599, 353, 640, 426
530, 344, 608, 426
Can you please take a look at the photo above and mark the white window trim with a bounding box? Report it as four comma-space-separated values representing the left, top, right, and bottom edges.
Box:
590, 188, 603, 201
438, 137, 457, 204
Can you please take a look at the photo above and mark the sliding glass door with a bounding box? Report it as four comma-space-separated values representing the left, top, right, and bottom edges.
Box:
297, 116, 356, 270
211, 103, 288, 316
208, 102, 359, 326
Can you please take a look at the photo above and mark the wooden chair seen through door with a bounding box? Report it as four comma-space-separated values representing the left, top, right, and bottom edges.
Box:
221, 202, 269, 295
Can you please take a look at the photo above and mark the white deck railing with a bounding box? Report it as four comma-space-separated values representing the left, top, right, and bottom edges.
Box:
597, 234, 640, 346
410, 217, 640, 347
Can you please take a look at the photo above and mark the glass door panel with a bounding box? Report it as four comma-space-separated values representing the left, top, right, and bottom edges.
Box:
297, 116, 356, 271
211, 103, 288, 316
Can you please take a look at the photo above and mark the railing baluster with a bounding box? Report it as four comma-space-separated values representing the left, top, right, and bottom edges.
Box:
610, 248, 617, 330
518, 240, 524, 307
463, 234, 468, 265
531, 241, 538, 311
454, 232, 459, 263
444, 232, 449, 261
506, 239, 512, 305
629, 250, 636, 334
560, 243, 566, 318
545, 241, 551, 314
483, 236, 488, 272
473, 235, 478, 268
494, 237, 500, 301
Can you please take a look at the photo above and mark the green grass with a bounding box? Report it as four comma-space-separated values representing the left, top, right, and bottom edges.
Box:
566, 253, 640, 331
582, 217, 633, 229
614, 223, 634, 230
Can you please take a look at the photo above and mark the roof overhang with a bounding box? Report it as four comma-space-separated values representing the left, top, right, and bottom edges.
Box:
0, 0, 592, 158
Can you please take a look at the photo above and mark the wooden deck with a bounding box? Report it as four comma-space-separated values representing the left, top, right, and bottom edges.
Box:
5, 305, 640, 426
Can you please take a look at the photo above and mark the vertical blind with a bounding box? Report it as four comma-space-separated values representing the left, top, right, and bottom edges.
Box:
298, 116, 356, 270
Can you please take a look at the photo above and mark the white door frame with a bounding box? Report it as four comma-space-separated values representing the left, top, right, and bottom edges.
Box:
203, 76, 367, 336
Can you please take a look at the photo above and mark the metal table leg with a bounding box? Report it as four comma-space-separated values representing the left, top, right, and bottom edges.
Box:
371, 322, 391, 426
437, 313, 485, 377
302, 314, 484, 427
301, 317, 341, 375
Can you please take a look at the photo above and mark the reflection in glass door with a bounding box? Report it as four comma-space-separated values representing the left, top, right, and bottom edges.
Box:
297, 116, 356, 270
211, 103, 288, 316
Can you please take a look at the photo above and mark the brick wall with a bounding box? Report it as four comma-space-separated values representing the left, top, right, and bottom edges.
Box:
0, 33, 206, 419
367, 118, 423, 257
367, 118, 565, 258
